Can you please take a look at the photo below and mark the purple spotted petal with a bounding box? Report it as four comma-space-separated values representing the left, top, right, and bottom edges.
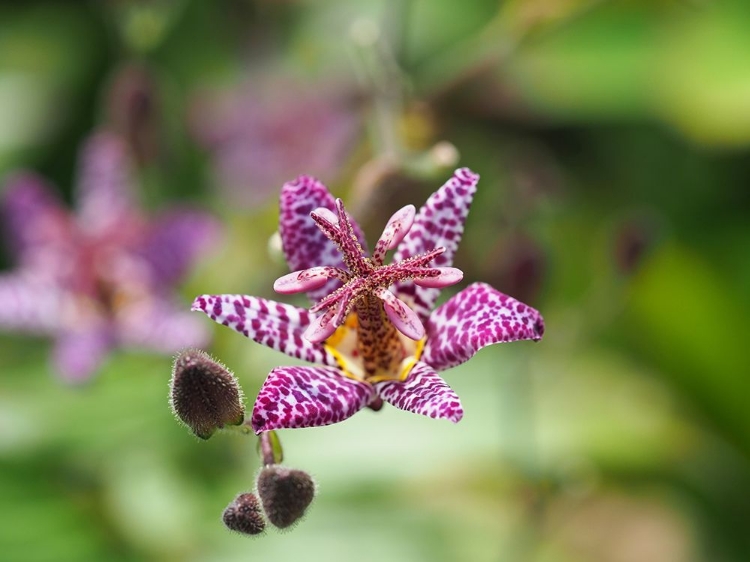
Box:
279, 176, 368, 304
118, 298, 210, 352
251, 365, 375, 433
0, 274, 63, 333
74, 131, 136, 234
192, 294, 336, 366
423, 282, 545, 372
141, 209, 221, 286
53, 325, 115, 383
392, 168, 479, 322
0, 173, 70, 263
374, 361, 463, 423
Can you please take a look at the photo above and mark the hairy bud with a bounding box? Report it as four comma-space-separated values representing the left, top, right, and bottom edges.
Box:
257, 466, 316, 529
169, 349, 244, 439
222, 493, 266, 536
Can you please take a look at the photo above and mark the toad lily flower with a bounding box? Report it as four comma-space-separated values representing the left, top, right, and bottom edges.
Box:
0, 131, 219, 381
193, 168, 544, 432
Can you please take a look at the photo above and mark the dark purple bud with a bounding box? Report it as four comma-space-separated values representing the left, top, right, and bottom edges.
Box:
614, 214, 660, 275
483, 232, 546, 305
222, 493, 266, 536
169, 349, 244, 439
257, 466, 316, 529
105, 63, 160, 165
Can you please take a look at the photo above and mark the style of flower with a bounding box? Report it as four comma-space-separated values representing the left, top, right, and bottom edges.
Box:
0, 131, 219, 381
193, 168, 544, 432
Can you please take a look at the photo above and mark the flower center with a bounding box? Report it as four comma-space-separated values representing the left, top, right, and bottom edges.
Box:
274, 198, 462, 382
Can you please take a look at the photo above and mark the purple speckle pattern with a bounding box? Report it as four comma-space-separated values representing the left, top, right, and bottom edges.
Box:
423, 282, 545, 372
374, 361, 463, 423
251, 365, 375, 433
392, 168, 479, 322
74, 132, 135, 234
279, 175, 368, 304
191, 294, 336, 366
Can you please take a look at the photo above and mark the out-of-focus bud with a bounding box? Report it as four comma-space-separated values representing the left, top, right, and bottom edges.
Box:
614, 214, 660, 275
222, 493, 266, 536
105, 62, 160, 165
169, 349, 245, 439
483, 232, 546, 305
256, 466, 316, 529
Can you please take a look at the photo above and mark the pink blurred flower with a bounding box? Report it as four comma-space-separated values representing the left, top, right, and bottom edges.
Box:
0, 132, 220, 382
190, 78, 361, 209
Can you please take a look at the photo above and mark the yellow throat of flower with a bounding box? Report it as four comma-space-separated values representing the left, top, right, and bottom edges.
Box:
323, 310, 424, 384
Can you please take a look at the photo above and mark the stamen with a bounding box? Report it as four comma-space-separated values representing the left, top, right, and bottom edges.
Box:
311, 200, 370, 277
413, 267, 463, 288
375, 288, 425, 340
303, 306, 338, 343
311, 207, 338, 226
274, 266, 348, 294
372, 204, 415, 266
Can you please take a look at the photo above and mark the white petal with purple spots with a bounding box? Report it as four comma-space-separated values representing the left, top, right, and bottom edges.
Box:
192, 294, 336, 366
392, 168, 479, 322
374, 361, 463, 423
251, 365, 375, 433
423, 282, 545, 372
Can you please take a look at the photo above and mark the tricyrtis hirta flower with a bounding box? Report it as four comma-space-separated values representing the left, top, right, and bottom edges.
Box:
0, 131, 219, 381
193, 168, 544, 432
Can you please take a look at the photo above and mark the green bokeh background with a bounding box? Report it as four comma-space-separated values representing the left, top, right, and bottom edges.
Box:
1, 1, 749, 561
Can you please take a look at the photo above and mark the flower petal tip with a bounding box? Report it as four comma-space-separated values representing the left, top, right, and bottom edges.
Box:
533, 315, 545, 340
190, 295, 209, 312
413, 267, 463, 289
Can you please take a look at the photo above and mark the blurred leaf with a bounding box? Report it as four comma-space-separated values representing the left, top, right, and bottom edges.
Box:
0, 4, 101, 164
624, 242, 750, 453
653, 1, 750, 146
506, 4, 656, 119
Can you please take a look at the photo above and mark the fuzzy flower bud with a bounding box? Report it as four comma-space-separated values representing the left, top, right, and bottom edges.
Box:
256, 466, 316, 529
169, 349, 245, 439
222, 493, 266, 536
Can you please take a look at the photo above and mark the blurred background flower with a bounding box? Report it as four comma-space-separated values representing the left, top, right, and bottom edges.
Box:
0, 1, 748, 561
190, 74, 362, 209
0, 132, 218, 381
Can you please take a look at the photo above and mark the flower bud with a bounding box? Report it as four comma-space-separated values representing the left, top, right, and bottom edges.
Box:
256, 466, 316, 529
222, 493, 266, 536
169, 349, 244, 439
614, 214, 659, 275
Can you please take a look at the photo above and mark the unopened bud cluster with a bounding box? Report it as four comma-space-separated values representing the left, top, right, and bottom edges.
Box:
222, 431, 316, 535
170, 351, 316, 534
169, 349, 244, 439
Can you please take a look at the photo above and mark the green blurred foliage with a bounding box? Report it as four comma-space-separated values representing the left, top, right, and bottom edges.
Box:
1, 1, 749, 561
